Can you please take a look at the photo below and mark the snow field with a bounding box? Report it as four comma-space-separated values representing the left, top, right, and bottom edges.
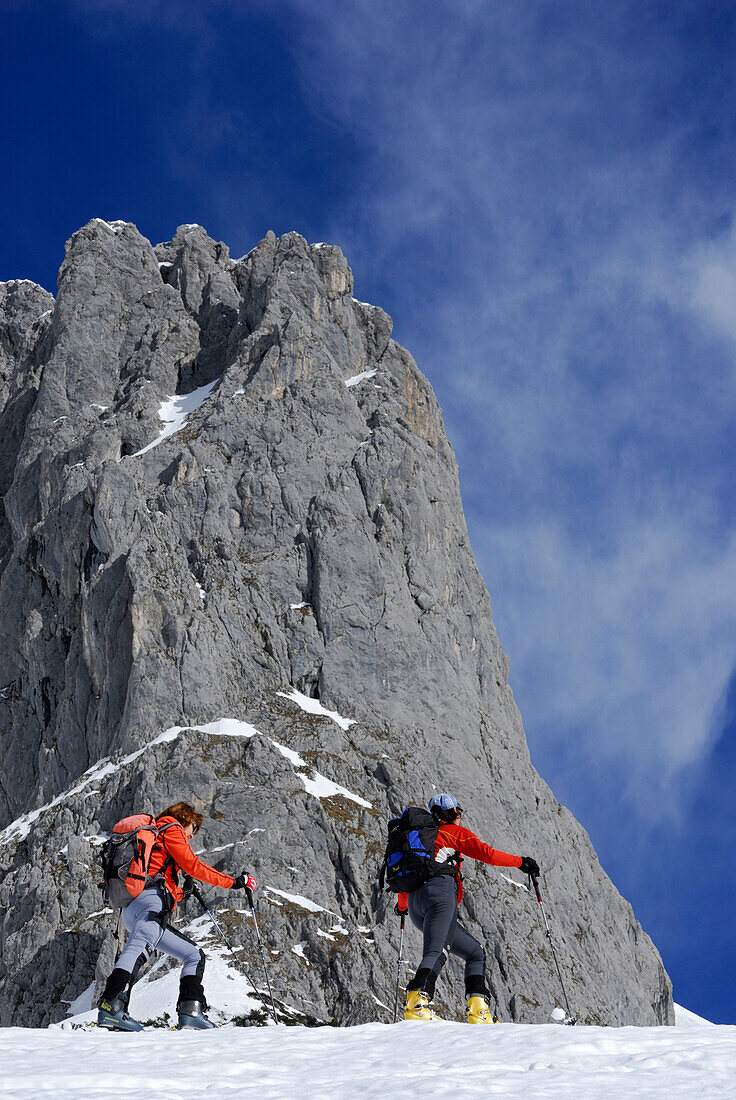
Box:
1, 1012, 734, 1099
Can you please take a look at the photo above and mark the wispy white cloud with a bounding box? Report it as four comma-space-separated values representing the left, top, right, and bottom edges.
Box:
476, 513, 736, 810
272, 0, 736, 823
690, 235, 736, 345
652, 218, 736, 354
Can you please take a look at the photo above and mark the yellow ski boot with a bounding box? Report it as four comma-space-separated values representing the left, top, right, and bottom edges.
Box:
467, 995, 496, 1024
403, 989, 436, 1021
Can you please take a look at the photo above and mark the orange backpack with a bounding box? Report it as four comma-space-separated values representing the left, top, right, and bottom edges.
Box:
101, 813, 176, 908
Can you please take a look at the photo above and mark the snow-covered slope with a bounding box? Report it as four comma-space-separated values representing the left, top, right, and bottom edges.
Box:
1, 881, 727, 1098
0, 1003, 730, 1099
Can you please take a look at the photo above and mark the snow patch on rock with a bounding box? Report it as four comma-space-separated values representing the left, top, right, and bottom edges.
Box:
345, 369, 378, 388
264, 887, 334, 914
133, 378, 220, 457
0, 727, 181, 847
277, 688, 355, 731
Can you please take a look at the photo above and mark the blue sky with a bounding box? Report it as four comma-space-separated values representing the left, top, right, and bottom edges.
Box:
2, 0, 735, 1023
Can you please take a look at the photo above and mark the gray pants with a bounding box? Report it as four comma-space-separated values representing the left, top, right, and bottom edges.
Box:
407, 875, 485, 994
116, 886, 205, 982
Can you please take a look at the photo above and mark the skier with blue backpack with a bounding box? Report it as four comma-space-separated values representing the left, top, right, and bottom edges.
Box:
382, 794, 539, 1023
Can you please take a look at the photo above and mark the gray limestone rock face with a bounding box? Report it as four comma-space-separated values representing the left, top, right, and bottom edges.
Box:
0, 220, 673, 1029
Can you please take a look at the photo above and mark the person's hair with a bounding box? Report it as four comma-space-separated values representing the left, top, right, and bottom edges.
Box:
158, 801, 204, 832
431, 805, 460, 824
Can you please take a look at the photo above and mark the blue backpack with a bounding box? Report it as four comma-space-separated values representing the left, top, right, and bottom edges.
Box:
380, 807, 455, 893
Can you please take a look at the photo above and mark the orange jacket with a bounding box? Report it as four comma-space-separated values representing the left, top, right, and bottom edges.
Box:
398, 821, 522, 907
148, 816, 235, 907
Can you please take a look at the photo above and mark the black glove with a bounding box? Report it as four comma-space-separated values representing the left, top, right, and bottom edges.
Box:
519, 856, 540, 877
181, 875, 195, 899
394, 901, 408, 916
231, 871, 257, 891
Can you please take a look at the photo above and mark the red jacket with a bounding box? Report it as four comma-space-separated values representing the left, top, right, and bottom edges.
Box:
148, 816, 235, 907
398, 821, 522, 907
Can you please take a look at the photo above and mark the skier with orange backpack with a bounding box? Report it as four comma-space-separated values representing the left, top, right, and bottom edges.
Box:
97, 801, 256, 1031
384, 794, 538, 1023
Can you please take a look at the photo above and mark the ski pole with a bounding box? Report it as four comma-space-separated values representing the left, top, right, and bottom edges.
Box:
393, 913, 406, 1023
529, 874, 577, 1025
189, 883, 259, 999
245, 886, 279, 1025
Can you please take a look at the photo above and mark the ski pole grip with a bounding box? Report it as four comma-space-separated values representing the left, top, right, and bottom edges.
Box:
530, 873, 542, 903
245, 886, 255, 910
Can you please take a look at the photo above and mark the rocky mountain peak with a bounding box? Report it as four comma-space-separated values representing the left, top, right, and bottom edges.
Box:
0, 221, 673, 1028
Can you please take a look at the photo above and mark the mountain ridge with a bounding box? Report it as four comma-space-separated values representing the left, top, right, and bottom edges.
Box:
0, 220, 672, 1027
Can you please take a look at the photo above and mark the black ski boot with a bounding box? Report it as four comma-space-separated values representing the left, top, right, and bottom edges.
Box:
176, 976, 217, 1030
97, 968, 143, 1032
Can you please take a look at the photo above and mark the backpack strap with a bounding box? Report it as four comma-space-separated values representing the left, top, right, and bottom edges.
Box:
147, 821, 179, 888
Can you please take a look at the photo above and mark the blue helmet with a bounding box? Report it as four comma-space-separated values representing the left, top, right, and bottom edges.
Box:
428, 793, 463, 815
